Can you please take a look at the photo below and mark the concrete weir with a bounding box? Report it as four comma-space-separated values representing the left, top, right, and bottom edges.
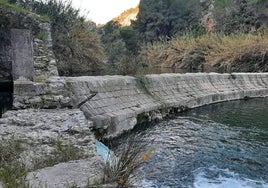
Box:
64, 73, 268, 138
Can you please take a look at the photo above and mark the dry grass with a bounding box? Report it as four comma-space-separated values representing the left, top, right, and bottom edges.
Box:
140, 30, 268, 70
103, 137, 154, 187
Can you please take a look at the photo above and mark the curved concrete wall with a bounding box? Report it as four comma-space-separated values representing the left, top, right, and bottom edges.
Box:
66, 76, 162, 138
65, 73, 268, 138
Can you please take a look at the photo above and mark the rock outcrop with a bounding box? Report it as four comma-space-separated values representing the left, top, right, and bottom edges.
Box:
0, 109, 103, 187
113, 6, 139, 27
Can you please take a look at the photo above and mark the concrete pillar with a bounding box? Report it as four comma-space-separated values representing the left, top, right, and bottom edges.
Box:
11, 29, 34, 81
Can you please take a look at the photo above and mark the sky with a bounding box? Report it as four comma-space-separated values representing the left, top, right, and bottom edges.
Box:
70, 0, 140, 24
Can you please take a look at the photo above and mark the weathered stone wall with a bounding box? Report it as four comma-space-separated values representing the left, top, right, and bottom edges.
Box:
33, 23, 58, 81
143, 73, 268, 109
65, 76, 162, 138
13, 77, 71, 109
0, 6, 58, 83
13, 73, 268, 138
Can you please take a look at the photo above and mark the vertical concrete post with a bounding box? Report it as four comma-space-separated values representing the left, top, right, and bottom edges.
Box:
11, 29, 34, 81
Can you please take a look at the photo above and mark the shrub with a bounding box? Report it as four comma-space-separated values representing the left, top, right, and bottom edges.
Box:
139, 30, 268, 72
103, 137, 154, 187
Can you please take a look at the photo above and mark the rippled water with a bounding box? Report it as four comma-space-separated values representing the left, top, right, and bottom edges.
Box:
116, 98, 268, 188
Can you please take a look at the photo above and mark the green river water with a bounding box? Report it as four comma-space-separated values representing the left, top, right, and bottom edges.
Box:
115, 98, 268, 188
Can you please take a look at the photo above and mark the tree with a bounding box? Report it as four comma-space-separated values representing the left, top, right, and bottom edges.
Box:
133, 0, 203, 42
120, 26, 139, 54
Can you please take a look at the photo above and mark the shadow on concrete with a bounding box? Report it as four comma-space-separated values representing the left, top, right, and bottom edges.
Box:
0, 81, 13, 118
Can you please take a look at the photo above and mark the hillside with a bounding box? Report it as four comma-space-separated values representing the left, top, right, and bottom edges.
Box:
113, 6, 139, 27
135, 0, 268, 41
132, 0, 268, 73
2, 0, 267, 76
100, 0, 267, 74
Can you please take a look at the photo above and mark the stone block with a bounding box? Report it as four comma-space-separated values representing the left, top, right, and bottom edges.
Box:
11, 29, 34, 81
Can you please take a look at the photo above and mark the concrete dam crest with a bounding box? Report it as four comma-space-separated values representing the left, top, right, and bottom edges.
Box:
14, 72, 268, 139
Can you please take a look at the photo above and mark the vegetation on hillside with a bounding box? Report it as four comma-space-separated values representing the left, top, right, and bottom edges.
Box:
0, 0, 49, 22
212, 0, 268, 34
101, 0, 267, 74
134, 0, 267, 42
134, 0, 204, 42
1, 0, 267, 75
100, 21, 141, 75
140, 30, 268, 72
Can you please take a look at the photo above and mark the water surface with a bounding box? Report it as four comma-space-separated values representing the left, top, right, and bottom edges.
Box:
116, 98, 268, 188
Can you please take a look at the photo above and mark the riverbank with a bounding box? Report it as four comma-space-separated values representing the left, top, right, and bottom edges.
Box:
1, 72, 268, 187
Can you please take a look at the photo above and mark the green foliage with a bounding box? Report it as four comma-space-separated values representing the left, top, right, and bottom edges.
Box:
120, 26, 139, 54
100, 20, 143, 75
0, 139, 29, 188
0, 0, 49, 22
213, 0, 268, 34
134, 0, 203, 42
132, 0, 267, 43
35, 32, 49, 41
256, 0, 267, 4
0, 162, 29, 188
0, 0, 29, 13
214, 0, 234, 9
101, 22, 126, 59
0, 139, 24, 165
0, 138, 87, 187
